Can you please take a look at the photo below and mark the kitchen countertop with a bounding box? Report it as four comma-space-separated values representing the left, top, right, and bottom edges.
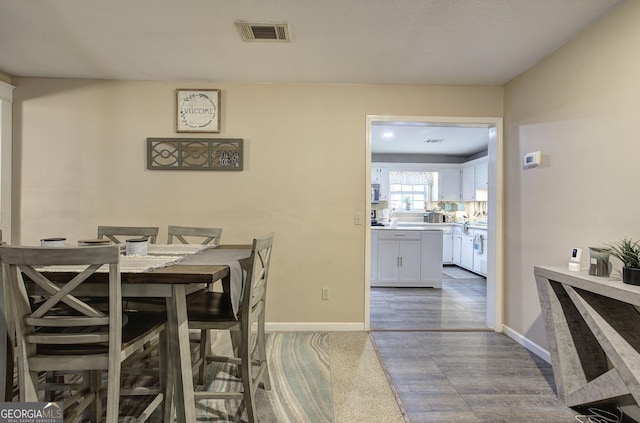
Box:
454, 223, 488, 230
371, 222, 487, 230
371, 222, 450, 230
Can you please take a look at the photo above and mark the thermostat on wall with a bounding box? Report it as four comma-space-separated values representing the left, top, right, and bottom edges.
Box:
523, 151, 541, 169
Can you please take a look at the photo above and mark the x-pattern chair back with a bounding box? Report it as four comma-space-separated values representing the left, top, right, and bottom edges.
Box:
239, 235, 274, 352
167, 226, 222, 245
19, 262, 111, 331
97, 226, 159, 244
1, 246, 121, 360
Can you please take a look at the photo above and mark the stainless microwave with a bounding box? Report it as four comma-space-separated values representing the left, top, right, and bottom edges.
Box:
371, 184, 380, 203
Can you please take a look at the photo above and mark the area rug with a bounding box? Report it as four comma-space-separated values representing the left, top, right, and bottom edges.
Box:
35, 331, 403, 422
199, 331, 333, 422
197, 331, 404, 423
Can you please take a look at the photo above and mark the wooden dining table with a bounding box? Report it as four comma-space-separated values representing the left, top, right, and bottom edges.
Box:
1, 244, 251, 422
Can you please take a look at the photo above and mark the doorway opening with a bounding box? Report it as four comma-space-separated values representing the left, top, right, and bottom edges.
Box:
365, 115, 503, 332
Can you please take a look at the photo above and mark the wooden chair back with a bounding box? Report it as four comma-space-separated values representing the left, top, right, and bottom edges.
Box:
0, 246, 121, 413
239, 234, 274, 347
97, 225, 159, 244
167, 225, 222, 245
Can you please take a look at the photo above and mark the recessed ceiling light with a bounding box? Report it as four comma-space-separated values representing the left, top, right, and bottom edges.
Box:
382, 132, 394, 139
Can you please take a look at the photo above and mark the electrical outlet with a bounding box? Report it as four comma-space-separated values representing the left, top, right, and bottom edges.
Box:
322, 287, 330, 300
354, 213, 363, 225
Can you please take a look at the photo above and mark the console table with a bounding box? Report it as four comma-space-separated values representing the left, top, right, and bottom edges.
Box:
534, 266, 640, 408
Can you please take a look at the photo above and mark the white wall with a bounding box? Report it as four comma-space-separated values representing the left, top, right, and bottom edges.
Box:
503, 0, 640, 348
12, 79, 502, 326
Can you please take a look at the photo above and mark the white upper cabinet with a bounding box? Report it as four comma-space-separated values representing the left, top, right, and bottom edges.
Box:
461, 165, 476, 201
371, 166, 389, 200
437, 169, 461, 201
372, 167, 383, 183
475, 160, 488, 189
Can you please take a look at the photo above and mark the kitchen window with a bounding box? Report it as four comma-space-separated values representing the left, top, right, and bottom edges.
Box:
388, 171, 434, 211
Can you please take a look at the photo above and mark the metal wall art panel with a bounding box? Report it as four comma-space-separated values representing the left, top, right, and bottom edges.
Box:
147, 138, 243, 171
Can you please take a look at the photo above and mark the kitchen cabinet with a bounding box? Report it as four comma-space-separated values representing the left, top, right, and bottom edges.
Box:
370, 229, 378, 284
472, 228, 487, 276
377, 231, 422, 285
461, 231, 474, 270
453, 226, 462, 265
421, 230, 443, 288
475, 160, 488, 189
442, 226, 453, 264
371, 166, 389, 201
437, 169, 461, 201
371, 228, 443, 287
461, 165, 476, 201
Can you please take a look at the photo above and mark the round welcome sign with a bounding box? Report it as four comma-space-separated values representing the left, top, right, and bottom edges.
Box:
176, 89, 220, 133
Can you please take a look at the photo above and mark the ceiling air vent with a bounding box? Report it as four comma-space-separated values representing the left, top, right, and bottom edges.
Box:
424, 139, 445, 143
235, 22, 290, 42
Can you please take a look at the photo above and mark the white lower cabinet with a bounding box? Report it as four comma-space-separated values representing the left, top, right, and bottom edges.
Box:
451, 225, 488, 277
472, 229, 487, 276
372, 229, 443, 287
377, 231, 422, 284
442, 227, 453, 264
453, 227, 462, 265
370, 229, 378, 284
461, 232, 475, 270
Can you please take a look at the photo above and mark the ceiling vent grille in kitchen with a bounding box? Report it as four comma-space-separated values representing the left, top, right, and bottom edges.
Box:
424, 139, 445, 143
235, 22, 290, 42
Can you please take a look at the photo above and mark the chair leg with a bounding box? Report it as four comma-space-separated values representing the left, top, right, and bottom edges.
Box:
197, 329, 210, 384
240, 342, 258, 423
3, 332, 13, 401
88, 370, 102, 423
105, 359, 122, 422
256, 317, 271, 390
230, 329, 242, 378
159, 329, 175, 423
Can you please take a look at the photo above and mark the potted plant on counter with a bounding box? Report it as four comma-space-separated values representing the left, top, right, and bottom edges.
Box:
403, 196, 411, 211
606, 237, 640, 285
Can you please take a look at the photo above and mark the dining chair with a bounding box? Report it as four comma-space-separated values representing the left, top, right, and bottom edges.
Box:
186, 233, 274, 423
0, 245, 168, 422
97, 225, 159, 244
167, 225, 223, 245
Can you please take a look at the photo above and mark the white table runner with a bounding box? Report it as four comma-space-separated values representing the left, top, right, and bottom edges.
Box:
180, 248, 252, 317
147, 244, 215, 256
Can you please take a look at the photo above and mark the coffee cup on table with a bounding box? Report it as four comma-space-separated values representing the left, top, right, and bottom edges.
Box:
41, 237, 66, 247
125, 238, 148, 256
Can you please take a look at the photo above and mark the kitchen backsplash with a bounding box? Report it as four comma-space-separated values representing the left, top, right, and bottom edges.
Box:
372, 201, 488, 223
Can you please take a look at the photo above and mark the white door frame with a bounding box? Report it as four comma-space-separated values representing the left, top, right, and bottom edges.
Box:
365, 115, 504, 332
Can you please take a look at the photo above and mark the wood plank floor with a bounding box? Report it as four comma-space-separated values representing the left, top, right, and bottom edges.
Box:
370, 266, 587, 422
371, 266, 488, 331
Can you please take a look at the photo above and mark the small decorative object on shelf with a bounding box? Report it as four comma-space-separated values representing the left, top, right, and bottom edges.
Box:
147, 138, 243, 171
605, 237, 640, 285
588, 247, 610, 277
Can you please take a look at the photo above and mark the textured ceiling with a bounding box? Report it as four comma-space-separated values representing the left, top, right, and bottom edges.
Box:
0, 0, 625, 85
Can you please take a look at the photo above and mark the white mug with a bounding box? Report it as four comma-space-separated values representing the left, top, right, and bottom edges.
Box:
125, 238, 148, 256
41, 237, 66, 247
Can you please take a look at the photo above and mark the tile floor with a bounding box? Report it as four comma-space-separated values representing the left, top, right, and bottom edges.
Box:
370, 266, 585, 422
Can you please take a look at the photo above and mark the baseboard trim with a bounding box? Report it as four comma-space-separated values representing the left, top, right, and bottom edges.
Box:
502, 325, 551, 364
265, 322, 366, 332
